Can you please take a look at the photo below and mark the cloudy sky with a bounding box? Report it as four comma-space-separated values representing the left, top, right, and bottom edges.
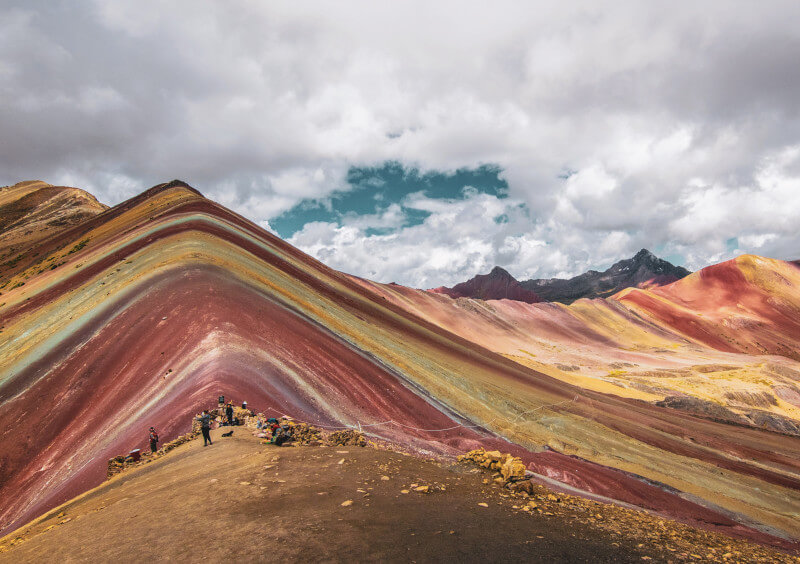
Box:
2, 1, 799, 287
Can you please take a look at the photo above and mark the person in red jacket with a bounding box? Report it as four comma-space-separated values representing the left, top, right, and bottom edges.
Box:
149, 427, 159, 454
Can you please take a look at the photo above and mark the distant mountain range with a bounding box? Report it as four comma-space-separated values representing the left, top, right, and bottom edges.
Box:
430, 249, 691, 304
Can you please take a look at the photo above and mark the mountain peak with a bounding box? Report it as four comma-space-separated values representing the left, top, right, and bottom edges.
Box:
489, 266, 514, 279
433, 250, 691, 304
633, 248, 657, 262
429, 265, 539, 303
0, 181, 108, 259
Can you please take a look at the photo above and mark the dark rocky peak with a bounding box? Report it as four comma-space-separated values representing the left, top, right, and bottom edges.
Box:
608, 249, 689, 278
432, 250, 691, 305
429, 265, 540, 303
488, 266, 515, 279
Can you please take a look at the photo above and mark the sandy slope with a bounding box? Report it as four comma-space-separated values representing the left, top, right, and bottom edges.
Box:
1, 431, 796, 563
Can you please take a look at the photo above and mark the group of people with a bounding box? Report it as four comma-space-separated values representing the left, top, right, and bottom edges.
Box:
147, 400, 291, 452
198, 400, 247, 447
257, 417, 294, 446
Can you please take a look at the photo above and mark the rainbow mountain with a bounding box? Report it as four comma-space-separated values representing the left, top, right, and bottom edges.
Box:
1, 180, 799, 551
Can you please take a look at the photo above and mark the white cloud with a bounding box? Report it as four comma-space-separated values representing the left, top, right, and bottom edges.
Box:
286, 190, 630, 286
2, 1, 800, 284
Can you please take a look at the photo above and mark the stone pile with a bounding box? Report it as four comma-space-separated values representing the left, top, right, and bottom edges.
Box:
254, 417, 366, 447
457, 448, 528, 483
289, 422, 324, 444
255, 418, 324, 444
106, 431, 198, 478
326, 429, 366, 447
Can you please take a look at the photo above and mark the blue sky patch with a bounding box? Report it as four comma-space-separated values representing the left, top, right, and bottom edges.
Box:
269, 162, 509, 237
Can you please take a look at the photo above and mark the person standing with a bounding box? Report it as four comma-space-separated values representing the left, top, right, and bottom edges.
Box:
197, 410, 213, 446
225, 402, 234, 426
149, 427, 159, 454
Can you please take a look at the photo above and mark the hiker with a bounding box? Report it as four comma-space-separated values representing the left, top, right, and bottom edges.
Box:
149, 427, 159, 453
197, 410, 213, 446
268, 419, 282, 444
270, 421, 293, 446
225, 402, 234, 426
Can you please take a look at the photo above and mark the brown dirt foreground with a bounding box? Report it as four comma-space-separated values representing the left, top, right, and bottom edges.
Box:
1, 430, 796, 563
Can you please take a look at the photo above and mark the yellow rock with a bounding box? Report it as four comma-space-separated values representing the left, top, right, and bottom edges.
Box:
341, 500, 353, 507
477, 502, 489, 507
500, 456, 527, 482
414, 485, 429, 493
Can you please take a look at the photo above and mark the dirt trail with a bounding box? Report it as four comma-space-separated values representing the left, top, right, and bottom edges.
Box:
1, 429, 796, 563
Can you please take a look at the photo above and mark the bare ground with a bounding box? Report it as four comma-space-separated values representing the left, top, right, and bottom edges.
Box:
1, 429, 796, 563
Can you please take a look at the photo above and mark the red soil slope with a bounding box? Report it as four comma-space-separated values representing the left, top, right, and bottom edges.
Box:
617, 256, 800, 360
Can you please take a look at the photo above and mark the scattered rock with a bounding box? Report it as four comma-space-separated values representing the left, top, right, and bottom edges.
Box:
509, 480, 535, 495
459, 448, 528, 484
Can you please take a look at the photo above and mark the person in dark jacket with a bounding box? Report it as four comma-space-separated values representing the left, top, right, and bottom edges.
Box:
197, 410, 213, 446
149, 427, 159, 453
225, 403, 234, 426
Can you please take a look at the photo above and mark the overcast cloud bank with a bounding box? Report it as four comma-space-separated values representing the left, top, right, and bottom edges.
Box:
2, 1, 799, 286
